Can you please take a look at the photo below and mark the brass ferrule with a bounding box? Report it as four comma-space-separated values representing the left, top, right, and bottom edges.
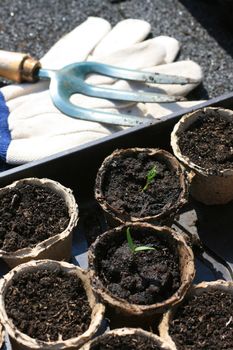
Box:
0, 50, 41, 83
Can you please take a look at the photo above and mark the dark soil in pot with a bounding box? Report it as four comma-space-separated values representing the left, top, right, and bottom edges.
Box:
169, 290, 233, 349
102, 152, 182, 218
94, 226, 180, 305
0, 183, 69, 252
4, 267, 92, 342
177, 112, 233, 172
90, 333, 163, 350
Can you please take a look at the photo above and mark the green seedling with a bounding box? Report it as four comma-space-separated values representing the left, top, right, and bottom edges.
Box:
142, 165, 157, 191
126, 227, 156, 253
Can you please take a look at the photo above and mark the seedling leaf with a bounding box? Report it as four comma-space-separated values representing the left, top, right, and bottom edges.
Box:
126, 227, 136, 253
143, 165, 157, 191
126, 227, 156, 254
134, 246, 156, 252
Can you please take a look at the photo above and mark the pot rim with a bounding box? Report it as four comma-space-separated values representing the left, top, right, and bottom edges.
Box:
80, 327, 173, 350
0, 259, 105, 350
0, 177, 79, 260
0, 322, 4, 349
89, 222, 195, 316
95, 147, 187, 224
159, 279, 233, 350
171, 107, 233, 177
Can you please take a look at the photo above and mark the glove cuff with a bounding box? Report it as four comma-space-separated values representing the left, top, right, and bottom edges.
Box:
0, 91, 11, 162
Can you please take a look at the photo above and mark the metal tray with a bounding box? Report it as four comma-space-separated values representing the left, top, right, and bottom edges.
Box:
1, 92, 233, 349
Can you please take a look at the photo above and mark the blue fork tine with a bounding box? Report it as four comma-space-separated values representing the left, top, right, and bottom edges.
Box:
38, 61, 196, 126
0, 51, 198, 126
85, 62, 199, 85
76, 84, 186, 103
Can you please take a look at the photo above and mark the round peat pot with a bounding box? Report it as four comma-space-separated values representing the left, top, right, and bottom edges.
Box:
0, 322, 4, 349
80, 328, 172, 350
0, 178, 78, 268
159, 280, 233, 350
171, 107, 233, 205
88, 223, 195, 328
95, 148, 187, 226
0, 259, 105, 350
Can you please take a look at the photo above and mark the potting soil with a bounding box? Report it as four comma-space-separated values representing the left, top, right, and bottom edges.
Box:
90, 333, 163, 350
169, 289, 233, 349
178, 112, 233, 172
4, 268, 92, 341
95, 227, 180, 305
102, 154, 181, 218
0, 183, 69, 252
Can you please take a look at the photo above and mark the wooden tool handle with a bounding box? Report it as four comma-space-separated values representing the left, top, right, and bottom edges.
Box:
0, 50, 41, 83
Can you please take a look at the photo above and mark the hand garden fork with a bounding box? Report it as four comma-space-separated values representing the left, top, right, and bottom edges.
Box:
0, 50, 197, 126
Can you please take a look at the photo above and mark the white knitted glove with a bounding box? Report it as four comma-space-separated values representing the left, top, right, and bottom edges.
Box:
0, 16, 203, 165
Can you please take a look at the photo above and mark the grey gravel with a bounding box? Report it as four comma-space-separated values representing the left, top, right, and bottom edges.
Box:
0, 0, 233, 99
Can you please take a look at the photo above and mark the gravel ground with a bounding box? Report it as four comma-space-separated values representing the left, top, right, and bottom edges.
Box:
0, 0, 233, 99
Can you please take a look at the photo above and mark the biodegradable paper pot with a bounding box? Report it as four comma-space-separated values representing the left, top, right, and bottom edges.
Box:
0, 322, 4, 349
80, 328, 172, 350
0, 259, 105, 350
171, 107, 233, 205
95, 148, 187, 226
89, 222, 195, 326
0, 178, 79, 268
159, 280, 233, 350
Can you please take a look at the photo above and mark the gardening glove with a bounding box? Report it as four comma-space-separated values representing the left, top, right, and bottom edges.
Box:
0, 17, 203, 165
